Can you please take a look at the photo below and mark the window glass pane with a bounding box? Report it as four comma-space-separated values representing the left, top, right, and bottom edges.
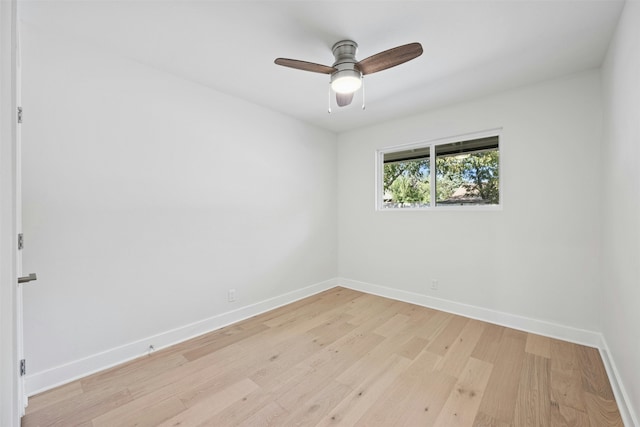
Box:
435, 137, 499, 206
383, 149, 430, 208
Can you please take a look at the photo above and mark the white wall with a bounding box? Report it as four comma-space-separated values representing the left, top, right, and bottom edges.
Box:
601, 1, 640, 423
20, 26, 337, 390
338, 70, 603, 333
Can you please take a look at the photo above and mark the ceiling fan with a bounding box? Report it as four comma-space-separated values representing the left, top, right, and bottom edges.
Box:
275, 40, 423, 109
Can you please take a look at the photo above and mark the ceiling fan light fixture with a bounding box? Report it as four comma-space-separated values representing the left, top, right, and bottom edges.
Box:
275, 40, 422, 107
331, 69, 362, 94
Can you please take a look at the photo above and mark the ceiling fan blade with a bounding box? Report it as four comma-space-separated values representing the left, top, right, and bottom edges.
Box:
336, 92, 354, 107
274, 58, 336, 74
356, 42, 423, 75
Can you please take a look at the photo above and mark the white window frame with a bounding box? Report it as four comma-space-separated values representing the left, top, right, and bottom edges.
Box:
375, 128, 503, 211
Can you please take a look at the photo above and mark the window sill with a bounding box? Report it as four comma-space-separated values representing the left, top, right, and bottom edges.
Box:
376, 205, 503, 212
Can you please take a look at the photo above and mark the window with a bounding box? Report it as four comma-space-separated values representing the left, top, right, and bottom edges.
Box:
377, 130, 501, 209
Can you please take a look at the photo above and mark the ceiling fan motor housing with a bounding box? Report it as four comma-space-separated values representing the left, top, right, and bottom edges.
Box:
330, 40, 362, 93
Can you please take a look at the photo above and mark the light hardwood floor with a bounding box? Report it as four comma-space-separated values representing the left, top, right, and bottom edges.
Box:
22, 287, 623, 426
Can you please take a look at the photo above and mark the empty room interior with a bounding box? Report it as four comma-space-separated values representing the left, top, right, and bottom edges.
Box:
2, 0, 639, 425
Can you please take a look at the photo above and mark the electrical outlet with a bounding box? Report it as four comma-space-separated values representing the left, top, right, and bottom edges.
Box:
228, 289, 237, 302
431, 279, 439, 290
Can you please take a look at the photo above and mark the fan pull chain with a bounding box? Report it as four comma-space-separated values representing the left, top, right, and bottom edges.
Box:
327, 83, 332, 114
361, 75, 366, 110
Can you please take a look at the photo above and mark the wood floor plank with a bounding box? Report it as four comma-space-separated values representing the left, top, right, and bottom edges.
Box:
317, 353, 411, 426
433, 357, 493, 426
526, 333, 552, 358
199, 330, 329, 399
22, 287, 624, 427
276, 331, 385, 412
582, 391, 624, 427
22, 380, 84, 414
247, 333, 331, 389
261, 303, 359, 346
243, 288, 331, 325
126, 325, 313, 400
353, 350, 448, 426
232, 401, 289, 427
157, 379, 259, 427
279, 380, 352, 426
259, 287, 360, 328
426, 314, 468, 356
80, 351, 189, 395
93, 396, 186, 427
346, 298, 409, 333
338, 308, 428, 386
551, 403, 591, 427
513, 353, 552, 427
472, 411, 511, 427
412, 309, 452, 341
180, 321, 270, 362
22, 388, 132, 427
435, 319, 486, 377
551, 365, 585, 412
476, 328, 528, 424
550, 338, 585, 412
470, 323, 505, 364
207, 387, 280, 426
332, 307, 432, 390
334, 331, 418, 389
212, 364, 309, 425
306, 313, 357, 342
373, 313, 410, 337
123, 340, 261, 402
344, 293, 398, 321
387, 364, 456, 426
550, 337, 578, 362
396, 335, 429, 360
576, 345, 616, 400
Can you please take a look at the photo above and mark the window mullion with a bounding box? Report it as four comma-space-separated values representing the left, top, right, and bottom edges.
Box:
429, 144, 436, 207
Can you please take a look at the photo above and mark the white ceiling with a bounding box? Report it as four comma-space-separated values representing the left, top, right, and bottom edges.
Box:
20, 0, 624, 134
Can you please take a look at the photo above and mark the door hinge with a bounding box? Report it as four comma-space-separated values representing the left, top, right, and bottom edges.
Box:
17, 106, 23, 124
18, 233, 23, 250
20, 359, 26, 376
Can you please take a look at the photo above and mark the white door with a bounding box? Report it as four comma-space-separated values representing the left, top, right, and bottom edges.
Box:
15, 8, 27, 413
14, 4, 38, 414
1, 0, 26, 424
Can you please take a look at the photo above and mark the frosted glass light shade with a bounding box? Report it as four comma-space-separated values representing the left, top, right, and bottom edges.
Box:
331, 69, 362, 94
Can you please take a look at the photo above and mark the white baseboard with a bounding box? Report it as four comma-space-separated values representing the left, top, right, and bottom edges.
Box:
338, 278, 602, 347
598, 336, 639, 427
25, 278, 337, 397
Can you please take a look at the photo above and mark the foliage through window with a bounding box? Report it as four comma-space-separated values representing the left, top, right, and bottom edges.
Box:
379, 133, 500, 209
